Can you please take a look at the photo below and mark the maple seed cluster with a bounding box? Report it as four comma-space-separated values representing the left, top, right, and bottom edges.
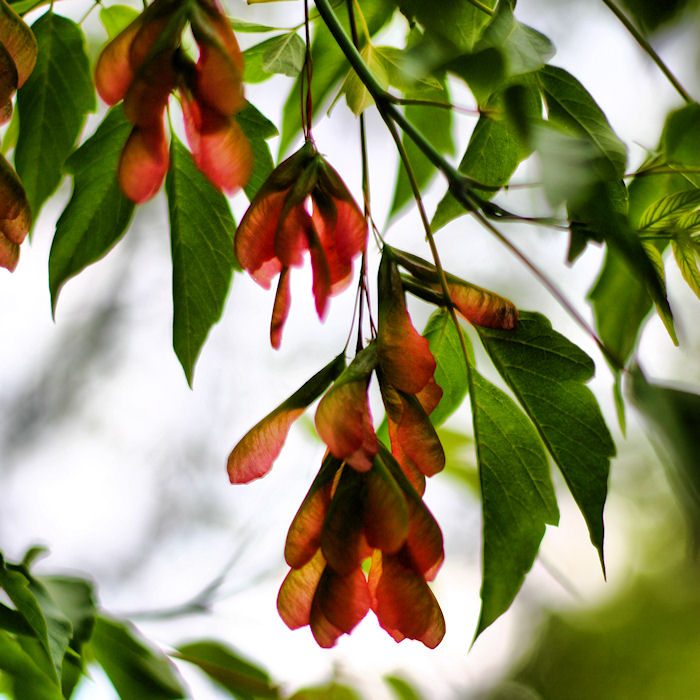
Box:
0, 0, 36, 272
94, 0, 252, 203
234, 139, 367, 348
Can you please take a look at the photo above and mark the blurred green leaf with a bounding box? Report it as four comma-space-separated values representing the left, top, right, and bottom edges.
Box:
477, 312, 614, 569
166, 135, 238, 387
49, 106, 134, 315
289, 683, 362, 700
469, 365, 558, 638
261, 31, 306, 77
243, 36, 281, 83
90, 616, 187, 700
384, 674, 425, 700
15, 13, 95, 218
231, 19, 283, 33
99, 5, 139, 39
175, 640, 279, 699
341, 42, 389, 115
0, 633, 63, 700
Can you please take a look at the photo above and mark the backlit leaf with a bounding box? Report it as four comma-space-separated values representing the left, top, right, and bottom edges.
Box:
341, 42, 389, 116
261, 31, 305, 77
476, 312, 614, 569
166, 135, 237, 385
672, 236, 700, 299
49, 106, 134, 314
639, 188, 700, 232
99, 5, 139, 39
15, 13, 95, 218
90, 616, 186, 699
469, 366, 558, 637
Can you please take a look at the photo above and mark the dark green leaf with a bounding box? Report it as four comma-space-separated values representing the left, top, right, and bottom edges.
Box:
476, 312, 614, 569
279, 0, 394, 155
422, 309, 468, 427
433, 79, 541, 231
15, 13, 95, 218
49, 106, 134, 315
90, 616, 186, 700
166, 135, 238, 386
0, 633, 64, 700
470, 365, 558, 637
261, 31, 305, 77
538, 65, 627, 180
235, 101, 277, 201
175, 640, 279, 699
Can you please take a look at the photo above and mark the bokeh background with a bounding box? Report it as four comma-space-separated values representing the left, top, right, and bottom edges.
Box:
2, 0, 700, 697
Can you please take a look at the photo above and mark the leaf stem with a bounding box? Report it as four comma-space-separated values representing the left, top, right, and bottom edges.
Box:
388, 94, 481, 116
599, 0, 693, 104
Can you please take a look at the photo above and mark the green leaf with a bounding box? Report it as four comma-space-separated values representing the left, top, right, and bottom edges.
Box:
477, 1, 555, 78
393, 0, 496, 52
166, 135, 238, 386
476, 312, 615, 569
15, 12, 95, 218
538, 65, 627, 180
375, 45, 442, 92
175, 640, 279, 699
433, 79, 541, 231
422, 309, 468, 427
628, 365, 700, 543
289, 683, 362, 700
261, 31, 305, 77
230, 18, 282, 33
0, 633, 64, 700
341, 42, 389, 116
279, 0, 394, 155
49, 106, 135, 315
90, 616, 186, 700
99, 5, 139, 39
672, 235, 700, 298
235, 101, 277, 201
384, 674, 425, 700
469, 365, 558, 638
639, 188, 700, 232
243, 36, 280, 83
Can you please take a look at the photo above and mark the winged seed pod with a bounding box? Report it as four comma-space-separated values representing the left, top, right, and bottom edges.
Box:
94, 0, 251, 202
234, 139, 367, 348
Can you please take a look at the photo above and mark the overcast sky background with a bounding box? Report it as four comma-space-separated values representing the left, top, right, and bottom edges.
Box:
1, 1, 699, 698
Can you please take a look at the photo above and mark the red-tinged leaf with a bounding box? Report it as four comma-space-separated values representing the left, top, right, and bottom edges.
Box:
94, 20, 141, 104
0, 0, 37, 88
315, 345, 378, 471
415, 375, 444, 416
377, 252, 436, 394
270, 267, 291, 350
195, 42, 245, 116
364, 456, 409, 554
285, 454, 342, 569
182, 96, 253, 193
227, 353, 345, 484
278, 550, 325, 630
309, 231, 332, 319
118, 122, 169, 203
0, 230, 19, 271
321, 466, 371, 575
309, 590, 344, 648
274, 202, 310, 268
393, 393, 445, 478
387, 424, 427, 496
235, 188, 287, 286
316, 158, 367, 263
372, 553, 445, 648
128, 11, 174, 70
316, 566, 370, 633
0, 151, 28, 223
0, 42, 17, 121
123, 52, 175, 127
445, 278, 518, 329
0, 199, 31, 246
